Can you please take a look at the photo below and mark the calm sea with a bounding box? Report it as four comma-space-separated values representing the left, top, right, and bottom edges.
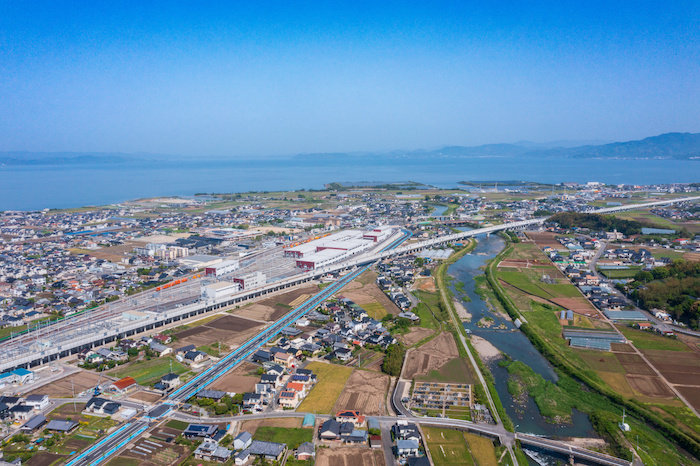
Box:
2, 157, 698, 211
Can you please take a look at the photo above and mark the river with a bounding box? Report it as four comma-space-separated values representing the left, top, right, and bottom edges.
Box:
447, 233, 597, 442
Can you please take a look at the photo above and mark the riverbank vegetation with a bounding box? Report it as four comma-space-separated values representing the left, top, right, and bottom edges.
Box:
485, 239, 700, 463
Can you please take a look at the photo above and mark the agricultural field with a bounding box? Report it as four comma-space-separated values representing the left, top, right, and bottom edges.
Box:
108, 356, 188, 386
232, 284, 319, 321
107, 436, 188, 466
208, 361, 259, 393
27, 370, 105, 398
170, 314, 264, 348
254, 427, 312, 450
526, 231, 567, 250
423, 427, 498, 466
315, 447, 386, 466
339, 270, 401, 317
296, 362, 354, 414
597, 267, 642, 279
403, 332, 466, 381
239, 417, 302, 436
333, 369, 390, 415
398, 327, 435, 347
617, 326, 691, 352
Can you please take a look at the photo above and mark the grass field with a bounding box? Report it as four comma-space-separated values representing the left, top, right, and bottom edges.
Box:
423, 427, 473, 466
297, 362, 354, 414
464, 432, 499, 465
413, 291, 441, 330
417, 357, 473, 384
165, 420, 188, 430
254, 426, 312, 450
362, 302, 388, 319
598, 267, 642, 279
109, 356, 188, 385
617, 326, 691, 352
498, 270, 581, 300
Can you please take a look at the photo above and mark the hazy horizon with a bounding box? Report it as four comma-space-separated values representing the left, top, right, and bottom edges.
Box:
1, 2, 699, 157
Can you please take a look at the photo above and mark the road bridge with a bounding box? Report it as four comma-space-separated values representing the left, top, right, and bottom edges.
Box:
1, 195, 697, 373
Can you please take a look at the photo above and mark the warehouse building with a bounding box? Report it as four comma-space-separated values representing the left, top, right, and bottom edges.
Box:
205, 259, 240, 277
202, 281, 241, 300
233, 271, 267, 290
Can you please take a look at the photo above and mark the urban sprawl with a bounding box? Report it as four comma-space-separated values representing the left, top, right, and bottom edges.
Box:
1, 181, 700, 466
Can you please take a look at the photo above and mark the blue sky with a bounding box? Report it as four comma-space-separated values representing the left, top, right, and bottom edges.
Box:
0, 1, 698, 157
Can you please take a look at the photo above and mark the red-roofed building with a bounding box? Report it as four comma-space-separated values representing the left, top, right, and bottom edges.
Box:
287, 382, 306, 395
108, 377, 137, 394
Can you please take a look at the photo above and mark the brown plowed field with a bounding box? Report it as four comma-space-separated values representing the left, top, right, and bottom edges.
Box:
416, 277, 437, 292
338, 272, 401, 316
611, 343, 636, 352
526, 232, 566, 250
171, 315, 264, 348
616, 353, 645, 364
334, 369, 390, 416
26, 453, 68, 466
316, 447, 386, 466
627, 375, 674, 398
644, 349, 700, 366
130, 390, 162, 403
398, 327, 435, 347
663, 372, 700, 386
677, 386, 700, 411
403, 332, 459, 380
550, 298, 599, 316
28, 371, 106, 398
209, 362, 259, 393
232, 285, 319, 321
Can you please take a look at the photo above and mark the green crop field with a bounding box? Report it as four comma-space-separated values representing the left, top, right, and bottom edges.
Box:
598, 267, 642, 279
109, 356, 188, 385
254, 427, 312, 450
617, 326, 691, 352
417, 357, 474, 384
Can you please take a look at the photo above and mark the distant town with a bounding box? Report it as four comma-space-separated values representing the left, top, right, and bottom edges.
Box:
1, 180, 699, 466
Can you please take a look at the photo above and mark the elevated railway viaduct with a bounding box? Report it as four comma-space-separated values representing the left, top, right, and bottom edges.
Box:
1, 196, 698, 372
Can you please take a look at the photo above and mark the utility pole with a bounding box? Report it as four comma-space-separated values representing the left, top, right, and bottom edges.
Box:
71, 379, 76, 411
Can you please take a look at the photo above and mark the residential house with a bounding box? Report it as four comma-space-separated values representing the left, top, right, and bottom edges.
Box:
233, 431, 253, 450
396, 439, 420, 457
20, 414, 47, 433
184, 350, 207, 363
248, 440, 286, 462
296, 442, 315, 460
10, 404, 35, 421
319, 419, 340, 440
278, 390, 299, 408
234, 450, 250, 466
24, 394, 49, 411
336, 410, 365, 427
85, 397, 121, 415
194, 440, 232, 463
149, 342, 173, 357
46, 419, 79, 433
183, 423, 219, 439
108, 377, 137, 395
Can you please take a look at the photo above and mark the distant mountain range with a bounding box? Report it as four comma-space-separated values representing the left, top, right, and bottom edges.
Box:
293, 132, 700, 161
1, 132, 699, 166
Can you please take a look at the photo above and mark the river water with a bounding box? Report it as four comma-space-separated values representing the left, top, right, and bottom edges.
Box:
447, 233, 596, 440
